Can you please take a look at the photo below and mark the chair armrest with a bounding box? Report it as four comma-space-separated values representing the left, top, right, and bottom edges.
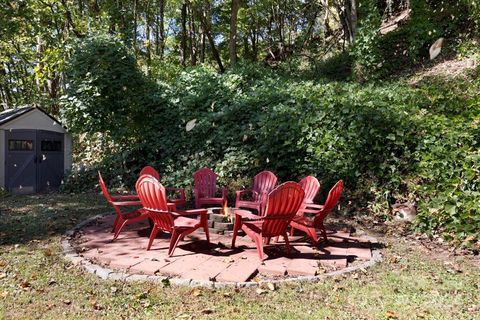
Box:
235, 189, 259, 201
235, 211, 262, 220
298, 208, 320, 214
111, 200, 142, 206
176, 209, 207, 216
305, 203, 325, 210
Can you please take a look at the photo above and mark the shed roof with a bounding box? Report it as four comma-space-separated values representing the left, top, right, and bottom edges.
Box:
0, 106, 64, 128
0, 107, 34, 125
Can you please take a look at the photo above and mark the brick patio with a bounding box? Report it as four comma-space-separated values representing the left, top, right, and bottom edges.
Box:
73, 215, 373, 283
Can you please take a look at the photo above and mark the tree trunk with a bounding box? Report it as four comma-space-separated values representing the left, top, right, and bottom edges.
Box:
0, 65, 12, 108
188, 3, 197, 65
133, 0, 138, 51
229, 0, 239, 65
61, 0, 84, 37
181, 3, 187, 66
350, 0, 357, 43
155, 0, 165, 58
196, 4, 225, 72
35, 35, 45, 94
145, 0, 152, 68
200, 26, 206, 63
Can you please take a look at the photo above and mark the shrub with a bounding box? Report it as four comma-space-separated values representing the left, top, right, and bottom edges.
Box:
61, 36, 480, 245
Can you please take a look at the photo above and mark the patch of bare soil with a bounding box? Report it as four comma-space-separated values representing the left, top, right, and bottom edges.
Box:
409, 56, 478, 85
329, 211, 480, 269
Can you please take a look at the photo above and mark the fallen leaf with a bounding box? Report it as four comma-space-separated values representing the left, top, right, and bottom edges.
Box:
43, 248, 52, 257
464, 235, 476, 242
385, 310, 398, 319
48, 279, 57, 286
201, 308, 213, 314
1, 291, 8, 298
389, 256, 398, 264
256, 288, 268, 295
267, 283, 276, 291
0, 272, 7, 279
63, 299, 72, 305
110, 286, 118, 294
191, 288, 203, 297
0, 260, 7, 268
19, 280, 31, 288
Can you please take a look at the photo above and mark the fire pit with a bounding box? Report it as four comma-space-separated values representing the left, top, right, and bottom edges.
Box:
208, 207, 238, 235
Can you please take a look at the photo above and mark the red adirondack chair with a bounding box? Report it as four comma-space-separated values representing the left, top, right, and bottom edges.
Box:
98, 172, 150, 240
235, 170, 278, 216
290, 180, 344, 245
193, 168, 227, 209
139, 166, 187, 208
298, 176, 321, 206
139, 166, 160, 179
231, 182, 305, 261
136, 175, 210, 255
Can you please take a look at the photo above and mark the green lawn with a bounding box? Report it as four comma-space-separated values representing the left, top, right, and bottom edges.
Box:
0, 194, 479, 319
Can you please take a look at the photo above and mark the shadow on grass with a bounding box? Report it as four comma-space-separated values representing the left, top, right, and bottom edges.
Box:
0, 193, 110, 246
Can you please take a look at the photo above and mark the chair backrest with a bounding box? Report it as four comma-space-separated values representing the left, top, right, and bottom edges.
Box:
193, 167, 218, 198
299, 176, 320, 204
136, 175, 174, 231
98, 171, 113, 203
252, 171, 278, 202
322, 180, 344, 214
139, 166, 160, 180
262, 182, 305, 237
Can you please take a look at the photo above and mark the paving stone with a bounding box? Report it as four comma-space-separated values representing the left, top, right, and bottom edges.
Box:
318, 256, 347, 269
286, 258, 319, 276
95, 266, 113, 279
347, 246, 372, 260
258, 257, 290, 276
65, 254, 84, 265
321, 245, 348, 257
129, 259, 172, 275
68, 218, 375, 285
182, 257, 232, 281
126, 274, 150, 282
108, 272, 129, 281
158, 254, 211, 277
109, 256, 145, 270
216, 256, 261, 283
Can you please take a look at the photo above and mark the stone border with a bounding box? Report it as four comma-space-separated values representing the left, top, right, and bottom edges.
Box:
61, 213, 382, 288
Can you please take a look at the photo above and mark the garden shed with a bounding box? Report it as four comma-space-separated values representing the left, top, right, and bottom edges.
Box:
0, 106, 72, 193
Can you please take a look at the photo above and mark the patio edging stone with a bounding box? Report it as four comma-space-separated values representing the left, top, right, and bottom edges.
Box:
61, 212, 383, 288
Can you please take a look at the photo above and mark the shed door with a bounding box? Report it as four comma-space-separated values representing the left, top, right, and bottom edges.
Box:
37, 130, 64, 192
5, 130, 37, 193
5, 129, 65, 193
